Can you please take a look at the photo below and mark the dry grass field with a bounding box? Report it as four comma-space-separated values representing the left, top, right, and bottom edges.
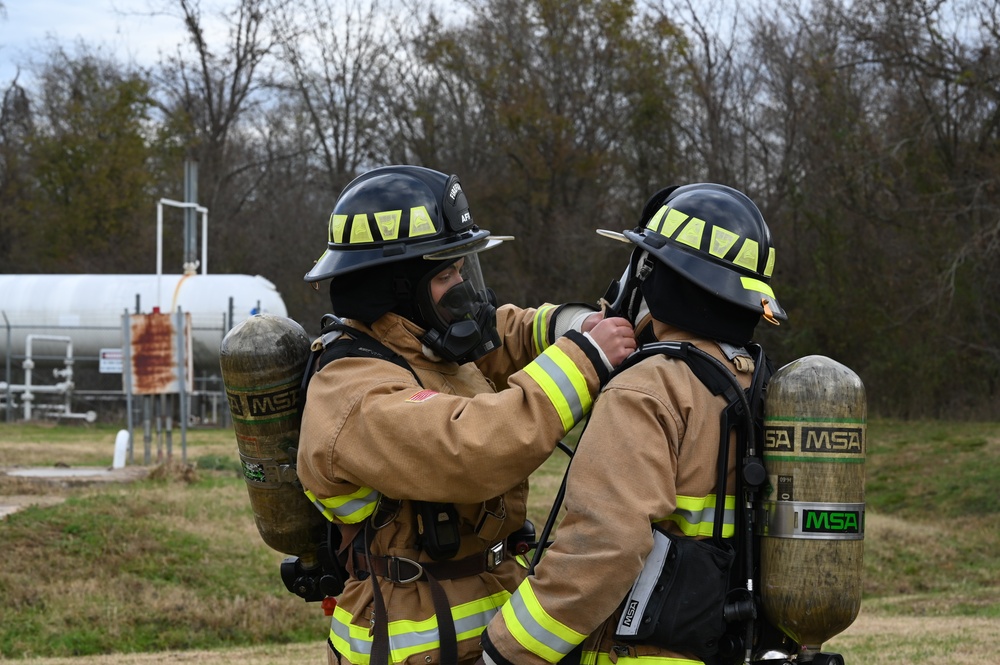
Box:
2, 420, 998, 664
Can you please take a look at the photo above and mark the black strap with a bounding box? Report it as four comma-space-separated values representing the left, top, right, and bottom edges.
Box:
314, 319, 419, 381
364, 521, 461, 665
365, 521, 393, 665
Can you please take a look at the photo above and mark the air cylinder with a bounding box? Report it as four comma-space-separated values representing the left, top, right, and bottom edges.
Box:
759, 355, 866, 661
219, 313, 325, 566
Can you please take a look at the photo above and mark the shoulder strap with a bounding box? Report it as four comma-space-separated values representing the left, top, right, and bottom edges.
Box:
614, 341, 740, 401
299, 316, 422, 397
613, 341, 762, 544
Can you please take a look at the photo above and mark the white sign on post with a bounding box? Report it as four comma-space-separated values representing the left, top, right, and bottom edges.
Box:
99, 348, 124, 374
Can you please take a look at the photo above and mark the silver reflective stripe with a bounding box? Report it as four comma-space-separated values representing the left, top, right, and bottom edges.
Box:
509, 587, 579, 656
327, 491, 379, 521
331, 619, 373, 657
330, 605, 500, 656
615, 529, 672, 638
672, 504, 735, 530
532, 352, 585, 423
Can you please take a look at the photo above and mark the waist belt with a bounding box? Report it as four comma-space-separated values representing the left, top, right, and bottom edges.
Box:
354, 541, 505, 584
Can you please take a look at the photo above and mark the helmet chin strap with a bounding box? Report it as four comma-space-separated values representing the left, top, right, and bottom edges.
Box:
601, 250, 654, 325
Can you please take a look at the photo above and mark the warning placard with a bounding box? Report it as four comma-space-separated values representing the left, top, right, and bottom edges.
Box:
99, 348, 124, 374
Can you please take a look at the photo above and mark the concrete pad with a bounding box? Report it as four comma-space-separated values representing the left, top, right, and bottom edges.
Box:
0, 465, 150, 519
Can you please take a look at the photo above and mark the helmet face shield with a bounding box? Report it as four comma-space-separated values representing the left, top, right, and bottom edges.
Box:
418, 252, 501, 364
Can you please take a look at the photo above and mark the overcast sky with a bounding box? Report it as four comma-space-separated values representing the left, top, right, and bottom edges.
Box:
0, 0, 226, 84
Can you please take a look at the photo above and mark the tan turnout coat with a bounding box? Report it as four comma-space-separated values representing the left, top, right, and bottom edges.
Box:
483, 321, 754, 665
297, 306, 608, 665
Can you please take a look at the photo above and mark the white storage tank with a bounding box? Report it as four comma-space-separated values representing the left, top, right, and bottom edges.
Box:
0, 273, 288, 369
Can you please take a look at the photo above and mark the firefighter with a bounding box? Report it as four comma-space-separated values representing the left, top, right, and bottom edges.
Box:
477, 183, 787, 665
295, 165, 637, 665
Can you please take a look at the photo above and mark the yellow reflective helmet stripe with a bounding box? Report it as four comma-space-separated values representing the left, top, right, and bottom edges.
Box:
645, 205, 668, 234
654, 493, 736, 538
644, 204, 777, 281
647, 206, 688, 238
502, 580, 586, 663
331, 206, 440, 245
580, 650, 701, 664
409, 205, 437, 237
733, 238, 759, 272
709, 226, 740, 259
674, 216, 705, 250
330, 213, 348, 243
374, 210, 402, 241
329, 590, 511, 663
532, 305, 558, 356
522, 345, 592, 431
764, 247, 776, 277
350, 213, 374, 243
740, 276, 775, 299
304, 486, 379, 524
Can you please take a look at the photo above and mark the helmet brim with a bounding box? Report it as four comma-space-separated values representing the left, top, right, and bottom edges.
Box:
423, 236, 512, 261
304, 229, 501, 283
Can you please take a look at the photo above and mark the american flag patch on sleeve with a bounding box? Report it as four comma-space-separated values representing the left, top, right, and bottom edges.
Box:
406, 389, 439, 403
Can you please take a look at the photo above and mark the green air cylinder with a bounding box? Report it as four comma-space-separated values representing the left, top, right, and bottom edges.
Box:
219, 313, 325, 567
759, 355, 866, 661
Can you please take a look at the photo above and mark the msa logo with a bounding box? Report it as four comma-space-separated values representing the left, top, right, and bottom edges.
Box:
622, 600, 639, 628
803, 509, 862, 534
764, 426, 795, 452
228, 385, 300, 420
802, 427, 864, 454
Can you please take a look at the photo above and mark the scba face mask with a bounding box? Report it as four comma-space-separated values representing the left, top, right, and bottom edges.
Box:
419, 253, 501, 364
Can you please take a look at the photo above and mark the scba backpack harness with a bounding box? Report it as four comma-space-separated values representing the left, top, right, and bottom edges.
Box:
610, 341, 771, 665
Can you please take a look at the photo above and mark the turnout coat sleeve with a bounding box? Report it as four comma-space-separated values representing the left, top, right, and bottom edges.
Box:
482, 327, 751, 665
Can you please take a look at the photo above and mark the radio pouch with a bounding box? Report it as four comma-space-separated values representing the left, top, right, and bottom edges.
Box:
415, 501, 461, 561
614, 526, 734, 662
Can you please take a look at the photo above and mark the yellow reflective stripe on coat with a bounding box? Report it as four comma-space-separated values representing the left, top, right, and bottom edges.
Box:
502, 579, 586, 663
304, 486, 379, 524
580, 651, 701, 664
522, 344, 592, 431
329, 590, 510, 664
532, 305, 557, 355
654, 493, 736, 537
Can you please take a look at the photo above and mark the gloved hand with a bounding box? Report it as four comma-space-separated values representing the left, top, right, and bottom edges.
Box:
585, 316, 636, 369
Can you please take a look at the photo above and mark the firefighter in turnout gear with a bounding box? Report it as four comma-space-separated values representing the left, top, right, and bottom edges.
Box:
478, 183, 787, 665
296, 165, 636, 665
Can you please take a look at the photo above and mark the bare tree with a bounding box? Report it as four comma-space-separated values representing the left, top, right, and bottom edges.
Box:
270, 0, 398, 192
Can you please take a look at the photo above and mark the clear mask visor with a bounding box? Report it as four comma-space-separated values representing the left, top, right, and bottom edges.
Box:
429, 253, 490, 325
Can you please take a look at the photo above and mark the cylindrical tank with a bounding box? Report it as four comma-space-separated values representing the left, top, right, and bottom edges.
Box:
0, 273, 287, 369
219, 313, 325, 566
759, 355, 866, 661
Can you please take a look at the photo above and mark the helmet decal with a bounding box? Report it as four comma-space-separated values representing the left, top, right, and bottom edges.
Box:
709, 227, 739, 259
408, 206, 438, 237
676, 217, 705, 250
733, 239, 759, 272
350, 214, 374, 243
374, 210, 402, 240
330, 214, 345, 242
